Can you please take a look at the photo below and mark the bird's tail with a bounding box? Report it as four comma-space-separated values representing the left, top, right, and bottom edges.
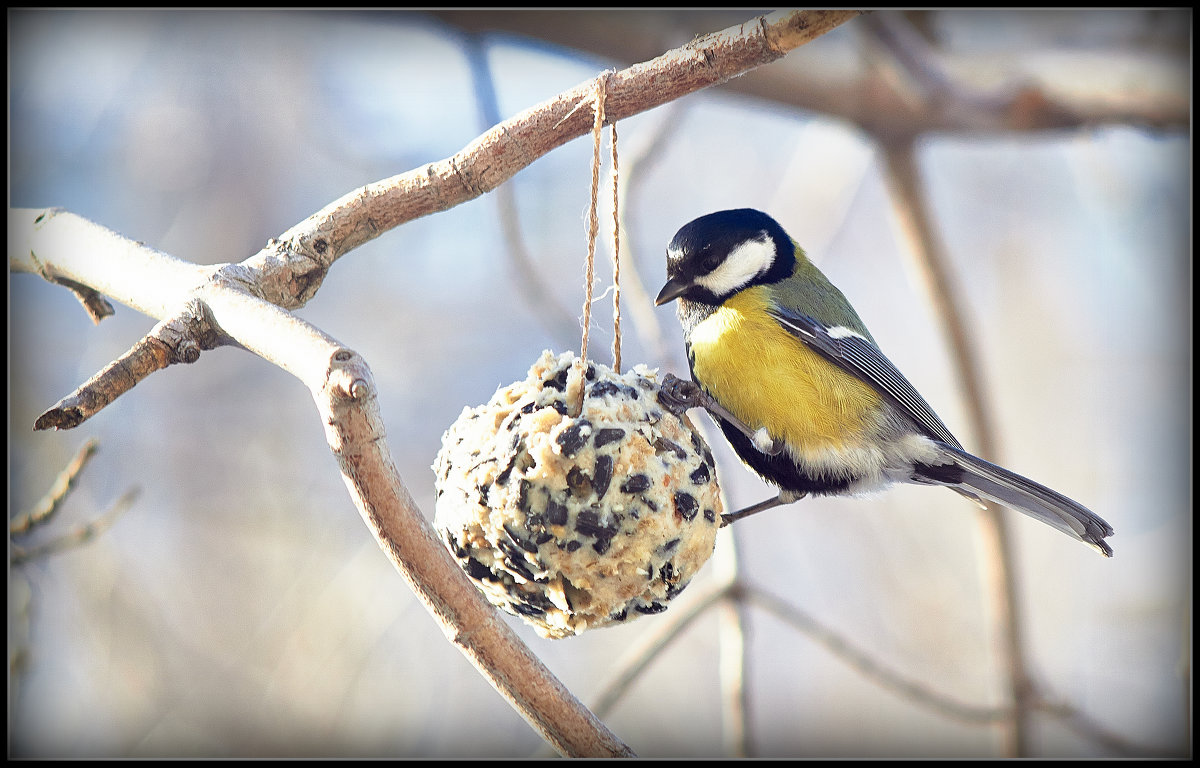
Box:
922, 444, 1114, 557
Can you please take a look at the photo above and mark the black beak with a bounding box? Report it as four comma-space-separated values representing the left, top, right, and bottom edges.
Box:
655, 277, 690, 306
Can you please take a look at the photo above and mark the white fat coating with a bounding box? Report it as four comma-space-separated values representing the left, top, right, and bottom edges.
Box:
695, 234, 776, 297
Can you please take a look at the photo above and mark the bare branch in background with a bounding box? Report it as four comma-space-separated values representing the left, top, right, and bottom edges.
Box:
879, 137, 1032, 756
11, 488, 141, 566
434, 9, 1187, 138
10, 437, 139, 565
589, 582, 730, 719
10, 438, 99, 535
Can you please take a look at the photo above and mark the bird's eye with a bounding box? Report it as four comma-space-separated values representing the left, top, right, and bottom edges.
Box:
701, 254, 723, 272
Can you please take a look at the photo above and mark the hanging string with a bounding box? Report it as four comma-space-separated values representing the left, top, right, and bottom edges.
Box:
609, 119, 622, 374
580, 75, 607, 368
576, 70, 623, 416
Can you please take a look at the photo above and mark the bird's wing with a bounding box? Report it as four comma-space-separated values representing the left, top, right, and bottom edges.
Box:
766, 306, 963, 449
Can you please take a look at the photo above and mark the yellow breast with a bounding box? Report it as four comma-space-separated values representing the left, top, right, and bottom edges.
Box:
687, 287, 882, 453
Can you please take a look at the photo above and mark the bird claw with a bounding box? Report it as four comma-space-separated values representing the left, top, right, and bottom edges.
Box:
657, 373, 705, 415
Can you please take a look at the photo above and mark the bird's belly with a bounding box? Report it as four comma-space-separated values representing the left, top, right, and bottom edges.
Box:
688, 299, 882, 458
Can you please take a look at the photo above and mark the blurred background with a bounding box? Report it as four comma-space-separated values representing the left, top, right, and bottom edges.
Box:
8, 9, 1190, 758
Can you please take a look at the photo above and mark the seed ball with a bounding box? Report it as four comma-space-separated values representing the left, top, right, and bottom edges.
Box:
432, 350, 722, 639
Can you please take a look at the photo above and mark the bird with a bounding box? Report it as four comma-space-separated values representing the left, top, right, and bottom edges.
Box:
653, 208, 1114, 557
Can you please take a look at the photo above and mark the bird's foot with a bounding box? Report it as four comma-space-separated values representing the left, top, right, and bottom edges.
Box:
657, 373, 703, 414
720, 490, 807, 527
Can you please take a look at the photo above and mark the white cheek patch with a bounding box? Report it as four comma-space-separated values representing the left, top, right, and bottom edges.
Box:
695, 234, 776, 296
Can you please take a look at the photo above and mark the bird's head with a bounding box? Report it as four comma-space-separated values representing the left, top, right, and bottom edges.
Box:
656, 208, 795, 307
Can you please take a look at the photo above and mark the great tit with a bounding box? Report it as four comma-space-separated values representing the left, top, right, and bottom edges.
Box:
654, 208, 1114, 557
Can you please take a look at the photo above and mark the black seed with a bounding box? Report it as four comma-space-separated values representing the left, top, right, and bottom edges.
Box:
520, 401, 536, 414
644, 498, 658, 512
441, 530, 465, 558
623, 385, 640, 400
465, 557, 495, 582
674, 492, 698, 521
496, 437, 520, 485
544, 368, 569, 391
503, 522, 539, 554
666, 583, 686, 599
591, 537, 612, 555
620, 474, 651, 494
589, 380, 620, 399
557, 420, 591, 458
593, 455, 614, 500
515, 589, 555, 610
586, 364, 596, 380
609, 608, 629, 622
477, 484, 490, 505
689, 464, 710, 485
653, 437, 687, 460
512, 602, 544, 617
534, 531, 553, 545
689, 431, 704, 455
565, 540, 582, 552
576, 510, 618, 539
545, 499, 568, 526
496, 537, 525, 562
704, 508, 716, 523
659, 561, 678, 584
659, 538, 681, 554
567, 466, 592, 499
594, 427, 625, 448
517, 480, 531, 513
549, 400, 568, 415
503, 557, 536, 582
635, 602, 668, 614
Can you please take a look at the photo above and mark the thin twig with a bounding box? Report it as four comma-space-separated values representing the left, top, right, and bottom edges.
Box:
11, 487, 140, 565
10, 438, 99, 534
717, 592, 751, 756
743, 583, 1009, 724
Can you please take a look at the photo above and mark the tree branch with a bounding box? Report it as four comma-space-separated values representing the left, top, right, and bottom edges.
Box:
879, 137, 1033, 756
279, 10, 865, 264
